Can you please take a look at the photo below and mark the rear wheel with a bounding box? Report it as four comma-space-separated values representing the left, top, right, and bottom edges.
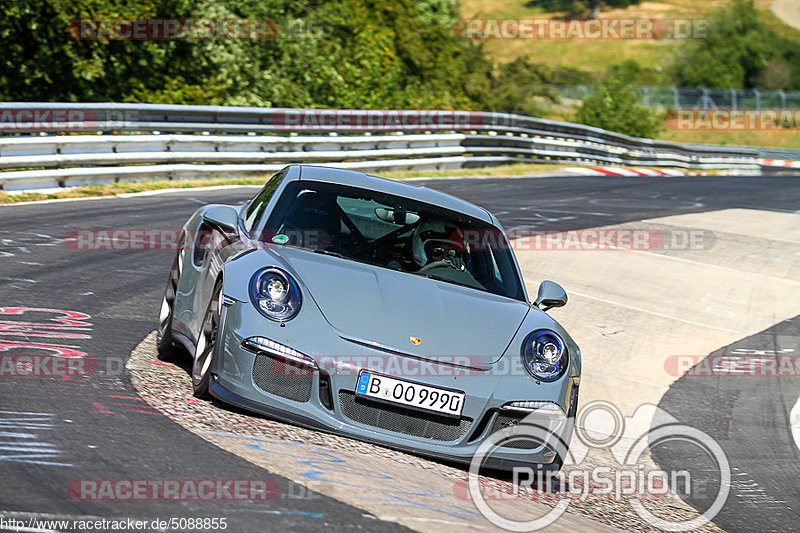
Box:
192, 282, 222, 399
157, 244, 185, 360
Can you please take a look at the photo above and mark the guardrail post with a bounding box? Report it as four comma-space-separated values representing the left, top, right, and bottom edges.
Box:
700, 89, 715, 110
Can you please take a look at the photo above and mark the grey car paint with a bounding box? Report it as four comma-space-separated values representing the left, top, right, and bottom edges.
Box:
161, 164, 581, 471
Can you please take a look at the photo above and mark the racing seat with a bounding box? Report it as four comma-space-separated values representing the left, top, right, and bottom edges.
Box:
280, 191, 342, 249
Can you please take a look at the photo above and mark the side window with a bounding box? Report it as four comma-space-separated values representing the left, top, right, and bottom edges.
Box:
243, 172, 283, 233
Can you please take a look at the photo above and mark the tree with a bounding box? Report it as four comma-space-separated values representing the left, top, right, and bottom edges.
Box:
574, 76, 662, 138
0, 0, 496, 109
673, 0, 780, 89
483, 58, 560, 116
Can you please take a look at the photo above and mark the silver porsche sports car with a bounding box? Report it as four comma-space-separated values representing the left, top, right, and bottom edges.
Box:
157, 165, 581, 471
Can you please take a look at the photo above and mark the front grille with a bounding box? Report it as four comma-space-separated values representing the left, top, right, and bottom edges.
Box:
489, 413, 546, 449
252, 352, 314, 402
338, 391, 472, 441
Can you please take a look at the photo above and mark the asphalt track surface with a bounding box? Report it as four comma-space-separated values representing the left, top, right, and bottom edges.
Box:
655, 315, 800, 532
1, 174, 799, 532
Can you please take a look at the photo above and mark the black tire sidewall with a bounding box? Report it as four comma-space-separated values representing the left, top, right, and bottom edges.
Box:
156, 245, 185, 360
192, 281, 222, 398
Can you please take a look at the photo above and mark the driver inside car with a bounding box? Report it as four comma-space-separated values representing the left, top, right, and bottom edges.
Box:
411, 218, 483, 289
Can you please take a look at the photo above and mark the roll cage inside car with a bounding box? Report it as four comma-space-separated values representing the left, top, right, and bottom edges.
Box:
241, 175, 526, 302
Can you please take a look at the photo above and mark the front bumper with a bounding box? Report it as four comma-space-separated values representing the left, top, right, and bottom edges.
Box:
210, 299, 579, 470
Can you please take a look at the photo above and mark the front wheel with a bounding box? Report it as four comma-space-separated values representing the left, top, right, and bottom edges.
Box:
192, 282, 222, 399
157, 244, 185, 360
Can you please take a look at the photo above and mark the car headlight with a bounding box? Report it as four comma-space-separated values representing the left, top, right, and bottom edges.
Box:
521, 330, 568, 382
249, 267, 302, 322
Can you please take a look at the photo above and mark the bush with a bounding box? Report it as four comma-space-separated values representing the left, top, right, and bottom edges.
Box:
606, 59, 666, 87
484, 58, 560, 116
575, 76, 663, 138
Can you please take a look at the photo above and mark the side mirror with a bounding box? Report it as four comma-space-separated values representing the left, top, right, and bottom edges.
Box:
203, 205, 239, 232
534, 280, 567, 312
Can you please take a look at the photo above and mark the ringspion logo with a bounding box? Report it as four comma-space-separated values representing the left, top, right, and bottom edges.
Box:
467, 402, 729, 531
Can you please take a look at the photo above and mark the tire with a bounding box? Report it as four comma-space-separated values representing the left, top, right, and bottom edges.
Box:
192, 281, 222, 399
157, 244, 186, 360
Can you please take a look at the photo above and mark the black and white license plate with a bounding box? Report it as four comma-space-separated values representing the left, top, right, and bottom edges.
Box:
355, 370, 465, 417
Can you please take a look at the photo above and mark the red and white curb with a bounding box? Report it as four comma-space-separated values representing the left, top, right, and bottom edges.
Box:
760, 159, 800, 169
563, 166, 718, 177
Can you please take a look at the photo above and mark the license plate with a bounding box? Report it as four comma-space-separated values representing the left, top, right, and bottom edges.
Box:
355, 370, 465, 418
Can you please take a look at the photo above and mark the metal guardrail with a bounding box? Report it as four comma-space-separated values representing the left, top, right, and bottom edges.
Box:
0, 103, 786, 192
758, 147, 800, 160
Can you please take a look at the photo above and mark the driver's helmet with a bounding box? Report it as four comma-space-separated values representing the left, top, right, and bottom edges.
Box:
412, 218, 465, 267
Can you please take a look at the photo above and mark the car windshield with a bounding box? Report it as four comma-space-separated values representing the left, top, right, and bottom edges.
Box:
260, 180, 525, 301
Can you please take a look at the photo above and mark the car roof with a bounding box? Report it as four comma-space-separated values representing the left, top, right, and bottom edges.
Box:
286, 165, 494, 225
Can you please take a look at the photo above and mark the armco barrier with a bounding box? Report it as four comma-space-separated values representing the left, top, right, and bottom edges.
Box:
0, 103, 792, 192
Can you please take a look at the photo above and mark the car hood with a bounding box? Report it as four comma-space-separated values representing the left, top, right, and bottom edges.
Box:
276, 247, 530, 365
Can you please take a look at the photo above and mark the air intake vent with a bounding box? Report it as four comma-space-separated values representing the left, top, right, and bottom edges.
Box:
252, 352, 314, 402
488, 413, 546, 450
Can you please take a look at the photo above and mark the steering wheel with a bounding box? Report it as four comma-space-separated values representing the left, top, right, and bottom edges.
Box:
419, 254, 466, 273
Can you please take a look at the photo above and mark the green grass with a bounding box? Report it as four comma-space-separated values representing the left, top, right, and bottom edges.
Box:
658, 124, 800, 149
379, 163, 568, 179
458, 0, 800, 149
551, 108, 800, 149
0, 163, 569, 204
458, 0, 800, 74
459, 0, 715, 72
757, 0, 800, 40
0, 176, 268, 204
